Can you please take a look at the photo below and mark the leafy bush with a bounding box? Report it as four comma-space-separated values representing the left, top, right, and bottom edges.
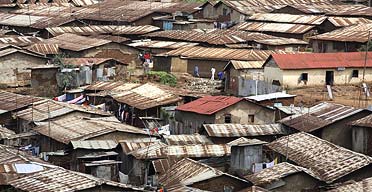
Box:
148, 71, 177, 87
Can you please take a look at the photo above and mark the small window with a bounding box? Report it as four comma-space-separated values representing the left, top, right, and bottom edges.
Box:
301, 73, 308, 81
248, 115, 254, 123
224, 114, 232, 123
352, 70, 359, 78
223, 8, 227, 16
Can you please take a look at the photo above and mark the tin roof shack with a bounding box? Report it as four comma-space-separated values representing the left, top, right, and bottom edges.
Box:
29, 65, 59, 97
15, 99, 111, 133
203, 124, 287, 144
263, 52, 372, 89
267, 132, 372, 185
230, 138, 267, 175
246, 92, 296, 107
351, 114, 372, 156
68, 140, 120, 181
0, 91, 44, 126
327, 176, 372, 192
223, 60, 265, 96
8, 167, 145, 192
63, 58, 128, 82
175, 96, 276, 134
0, 47, 48, 87
31, 116, 149, 155
163, 134, 213, 145
155, 46, 277, 78
43, 33, 142, 69
309, 24, 372, 53
111, 83, 183, 127
245, 162, 320, 191
158, 158, 251, 191
280, 102, 371, 149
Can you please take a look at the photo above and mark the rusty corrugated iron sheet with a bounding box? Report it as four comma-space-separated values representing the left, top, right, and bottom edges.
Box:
309, 23, 372, 42
8, 168, 145, 192
248, 13, 327, 25
46, 25, 159, 36
119, 138, 160, 154
327, 17, 372, 27
0, 36, 43, 47
129, 142, 168, 160
285, 4, 372, 17
228, 60, 265, 70
113, 83, 182, 110
27, 44, 59, 55
158, 158, 248, 187
270, 51, 372, 69
160, 46, 280, 61
204, 123, 286, 137
267, 132, 372, 183
16, 100, 110, 122
176, 96, 243, 115
71, 140, 118, 150
166, 144, 231, 158
280, 102, 365, 132
245, 162, 318, 186
254, 38, 308, 45
164, 134, 213, 145
227, 137, 267, 146
327, 177, 372, 192
235, 22, 315, 34
90, 35, 130, 43
152, 158, 177, 175
351, 114, 372, 128
0, 91, 44, 112
43, 33, 111, 51
33, 116, 148, 144
85, 81, 140, 92
128, 40, 199, 50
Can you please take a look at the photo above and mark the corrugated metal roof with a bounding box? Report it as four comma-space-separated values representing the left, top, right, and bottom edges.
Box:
8, 167, 145, 192
90, 35, 130, 43
0, 36, 44, 47
203, 124, 287, 137
270, 51, 372, 69
85, 81, 140, 92
70, 140, 118, 150
327, 17, 372, 27
63, 58, 126, 66
165, 184, 211, 192
128, 40, 199, 50
27, 44, 59, 55
119, 138, 160, 154
309, 23, 372, 43
152, 158, 177, 175
228, 137, 267, 146
16, 100, 110, 122
46, 25, 159, 36
166, 144, 231, 158
33, 116, 148, 144
280, 102, 365, 132
158, 158, 248, 187
245, 162, 318, 185
129, 142, 168, 160
284, 4, 372, 17
254, 38, 308, 45
248, 13, 327, 25
176, 96, 243, 115
164, 134, 213, 145
246, 92, 296, 102
267, 132, 372, 183
0, 47, 45, 58
235, 22, 315, 34
327, 177, 372, 192
351, 114, 372, 128
228, 60, 265, 70
161, 46, 280, 61
144, 30, 275, 45
0, 91, 44, 112
113, 83, 182, 110
43, 33, 111, 51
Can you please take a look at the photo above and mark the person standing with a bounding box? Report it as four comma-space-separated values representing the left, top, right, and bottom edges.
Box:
211, 67, 216, 80
194, 65, 200, 77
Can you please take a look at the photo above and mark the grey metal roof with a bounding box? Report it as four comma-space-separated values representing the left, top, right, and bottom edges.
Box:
70, 140, 118, 150
204, 124, 286, 137
267, 132, 372, 183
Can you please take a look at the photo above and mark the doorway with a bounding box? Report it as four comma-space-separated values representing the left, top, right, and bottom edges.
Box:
325, 71, 334, 85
